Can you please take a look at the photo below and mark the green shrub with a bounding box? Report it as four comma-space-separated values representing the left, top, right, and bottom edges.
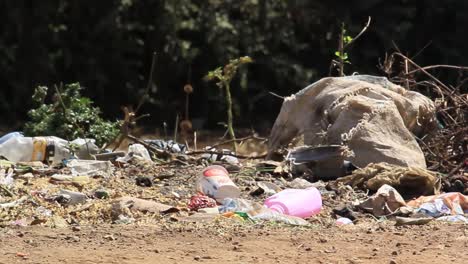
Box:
24, 83, 119, 146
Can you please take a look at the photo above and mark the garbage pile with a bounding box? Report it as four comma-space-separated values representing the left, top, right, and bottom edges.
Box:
0, 75, 466, 230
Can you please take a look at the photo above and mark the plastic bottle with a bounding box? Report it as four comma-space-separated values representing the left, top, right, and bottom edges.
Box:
0, 136, 98, 164
264, 187, 322, 218
196, 165, 240, 203
0, 132, 23, 144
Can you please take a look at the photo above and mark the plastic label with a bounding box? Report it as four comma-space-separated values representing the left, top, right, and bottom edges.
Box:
32, 137, 47, 161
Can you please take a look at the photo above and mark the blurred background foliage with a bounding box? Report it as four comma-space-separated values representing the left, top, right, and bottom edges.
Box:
0, 0, 466, 133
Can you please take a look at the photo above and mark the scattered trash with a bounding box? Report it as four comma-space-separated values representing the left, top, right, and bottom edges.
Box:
251, 208, 310, 226
287, 145, 357, 180
36, 206, 52, 217
288, 178, 315, 189
145, 139, 187, 154
10, 219, 28, 227
395, 216, 433, 226
0, 136, 98, 164
267, 75, 436, 169
50, 174, 74, 182
0, 196, 28, 208
15, 252, 29, 259
0, 91, 459, 243
55, 190, 88, 205
94, 151, 126, 161
94, 189, 110, 199
219, 198, 261, 214
336, 217, 353, 226
0, 168, 14, 187
0, 159, 15, 169
201, 148, 239, 165
255, 161, 285, 174
333, 204, 358, 221
407, 193, 468, 215
0, 132, 23, 144
48, 215, 69, 228
359, 184, 407, 217
250, 181, 281, 196
129, 144, 152, 161
135, 176, 153, 187
113, 214, 135, 225
264, 188, 322, 218
188, 194, 217, 211
196, 165, 240, 202
67, 159, 113, 177
413, 199, 451, 217
198, 207, 219, 214
436, 215, 468, 223
112, 197, 179, 218
338, 162, 441, 196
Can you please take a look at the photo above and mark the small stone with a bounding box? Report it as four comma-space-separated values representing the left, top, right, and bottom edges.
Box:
94, 189, 110, 199
391, 251, 398, 256
66, 236, 80, 242
136, 176, 153, 187
154, 249, 160, 253
72, 226, 81, 232
104, 234, 116, 241
389, 260, 397, 264
194, 256, 201, 261
373, 248, 379, 252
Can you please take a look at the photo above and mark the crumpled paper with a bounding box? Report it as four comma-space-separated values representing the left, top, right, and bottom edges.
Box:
359, 184, 407, 216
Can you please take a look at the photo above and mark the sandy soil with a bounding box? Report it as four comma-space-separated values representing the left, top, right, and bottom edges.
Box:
1, 223, 467, 264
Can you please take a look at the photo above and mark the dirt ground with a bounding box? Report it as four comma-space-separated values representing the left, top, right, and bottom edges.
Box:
1, 222, 467, 264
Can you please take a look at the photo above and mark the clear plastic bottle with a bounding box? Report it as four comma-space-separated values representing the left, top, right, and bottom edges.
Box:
0, 136, 98, 164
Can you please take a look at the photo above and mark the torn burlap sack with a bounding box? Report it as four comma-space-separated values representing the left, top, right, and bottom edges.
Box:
337, 162, 441, 196
267, 75, 437, 168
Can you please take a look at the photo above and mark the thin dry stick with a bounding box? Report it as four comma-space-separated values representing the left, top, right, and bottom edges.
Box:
396, 53, 468, 106
136, 52, 157, 113
394, 53, 452, 93
269, 91, 285, 99
126, 134, 166, 155
0, 184, 14, 197
404, 57, 410, 89
338, 24, 344, 76
207, 135, 267, 150
407, 65, 468, 75
173, 114, 179, 142
186, 150, 266, 160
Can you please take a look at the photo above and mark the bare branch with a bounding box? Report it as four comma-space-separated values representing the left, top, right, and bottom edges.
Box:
407, 64, 468, 75
343, 16, 371, 49
136, 52, 157, 113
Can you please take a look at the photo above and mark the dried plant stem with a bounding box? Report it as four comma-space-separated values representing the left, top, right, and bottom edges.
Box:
225, 83, 237, 152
